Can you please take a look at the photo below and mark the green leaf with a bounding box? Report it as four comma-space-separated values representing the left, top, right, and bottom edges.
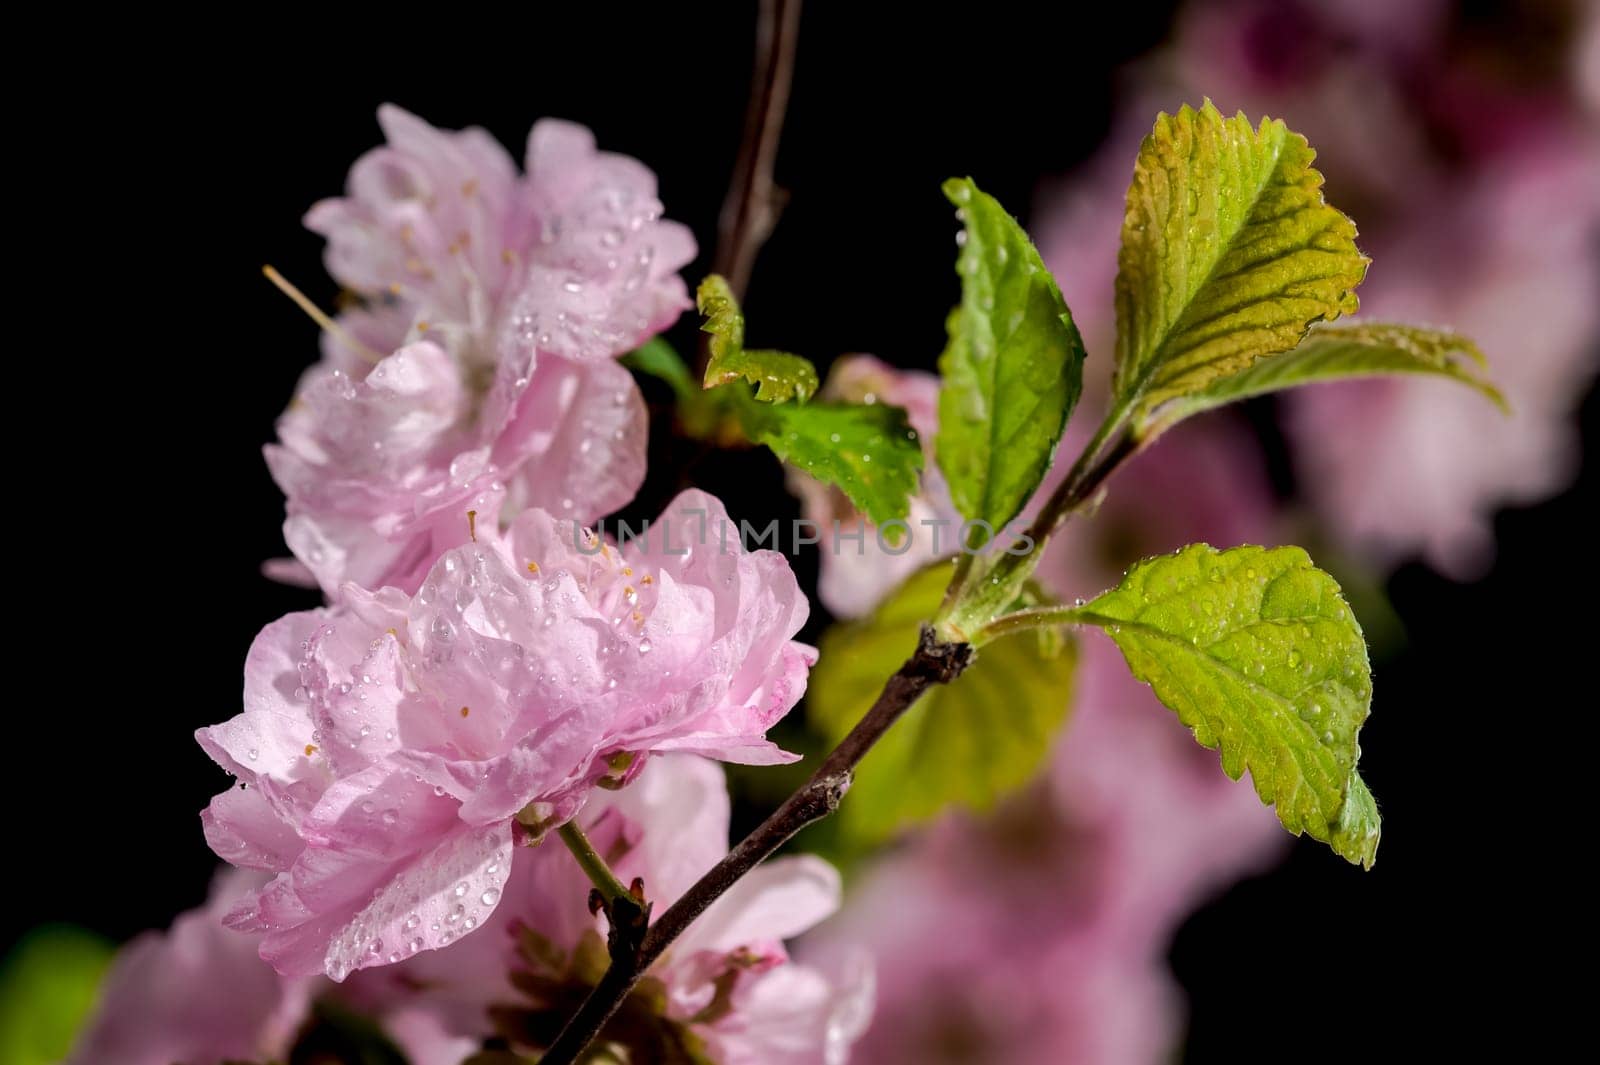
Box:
809, 563, 1077, 849
1150, 322, 1508, 428
622, 337, 698, 403
736, 394, 923, 526
1076, 544, 1379, 867
697, 275, 819, 403
937, 178, 1085, 532
621, 333, 922, 525
1113, 101, 1368, 419
0, 925, 114, 1065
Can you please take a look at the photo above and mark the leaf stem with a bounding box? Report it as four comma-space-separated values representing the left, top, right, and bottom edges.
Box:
972, 604, 1081, 644
538, 627, 974, 1065
557, 822, 633, 907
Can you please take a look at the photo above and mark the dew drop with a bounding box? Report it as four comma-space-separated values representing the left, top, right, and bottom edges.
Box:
480, 888, 500, 906
638, 638, 653, 655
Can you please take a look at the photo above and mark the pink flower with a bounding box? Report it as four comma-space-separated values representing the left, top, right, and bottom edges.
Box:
346, 755, 873, 1064
270, 106, 696, 597
198, 490, 816, 982
788, 356, 958, 619
65, 870, 318, 1065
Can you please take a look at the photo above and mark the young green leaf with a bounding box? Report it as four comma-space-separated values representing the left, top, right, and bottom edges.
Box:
936, 178, 1085, 533
1075, 543, 1380, 868
736, 395, 923, 526
697, 275, 819, 403
621, 336, 922, 524
1147, 322, 1507, 430
809, 563, 1077, 849
1112, 101, 1368, 419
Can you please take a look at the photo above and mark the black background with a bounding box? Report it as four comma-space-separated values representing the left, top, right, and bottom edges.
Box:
16, 3, 1594, 1061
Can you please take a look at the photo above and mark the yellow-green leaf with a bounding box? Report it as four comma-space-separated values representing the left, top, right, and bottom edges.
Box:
697, 275, 819, 403
1113, 101, 1368, 418
809, 564, 1076, 849
1078, 543, 1380, 867
1149, 322, 1507, 430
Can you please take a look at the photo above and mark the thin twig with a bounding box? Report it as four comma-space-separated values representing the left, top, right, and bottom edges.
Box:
538, 627, 973, 1065
713, 0, 802, 304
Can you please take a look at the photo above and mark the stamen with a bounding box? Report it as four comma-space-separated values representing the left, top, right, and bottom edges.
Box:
467, 509, 478, 543
304, 744, 318, 756
460, 706, 471, 718
527, 561, 541, 574
261, 265, 384, 365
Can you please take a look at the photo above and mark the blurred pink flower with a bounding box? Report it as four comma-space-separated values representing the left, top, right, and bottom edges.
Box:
788, 355, 957, 618
1287, 134, 1600, 575
271, 106, 696, 597
65, 869, 318, 1065
348, 755, 873, 1064
198, 490, 815, 981
809, 820, 1175, 1064
1036, 0, 1600, 577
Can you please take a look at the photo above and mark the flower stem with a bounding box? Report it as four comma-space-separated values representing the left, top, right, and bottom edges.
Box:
557, 822, 633, 908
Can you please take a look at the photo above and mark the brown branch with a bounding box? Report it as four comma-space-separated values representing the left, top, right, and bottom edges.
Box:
538, 627, 973, 1065
713, 0, 801, 303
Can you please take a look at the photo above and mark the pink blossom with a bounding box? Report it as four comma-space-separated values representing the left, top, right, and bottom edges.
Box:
271, 106, 696, 597
347, 755, 873, 1064
789, 355, 958, 619
65, 870, 318, 1065
198, 490, 815, 982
